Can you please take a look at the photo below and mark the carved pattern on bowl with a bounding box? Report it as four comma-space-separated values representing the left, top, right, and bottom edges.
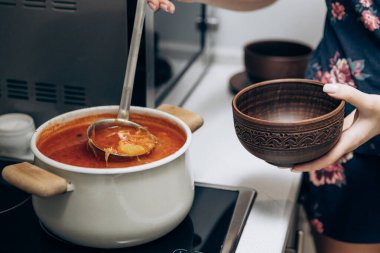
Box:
234, 117, 343, 151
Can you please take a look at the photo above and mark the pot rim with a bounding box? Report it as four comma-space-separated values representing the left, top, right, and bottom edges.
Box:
30, 105, 192, 175
232, 78, 345, 126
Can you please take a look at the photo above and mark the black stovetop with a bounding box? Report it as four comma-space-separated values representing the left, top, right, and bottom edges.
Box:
0, 158, 256, 253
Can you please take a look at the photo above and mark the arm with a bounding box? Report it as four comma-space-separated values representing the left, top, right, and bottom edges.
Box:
292, 83, 380, 172
148, 0, 277, 13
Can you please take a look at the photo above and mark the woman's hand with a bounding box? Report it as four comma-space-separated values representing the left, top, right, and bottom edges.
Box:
292, 83, 380, 172
147, 0, 277, 12
147, 0, 175, 13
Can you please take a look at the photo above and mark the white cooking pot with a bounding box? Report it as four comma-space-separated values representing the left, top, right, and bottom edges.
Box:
2, 105, 203, 249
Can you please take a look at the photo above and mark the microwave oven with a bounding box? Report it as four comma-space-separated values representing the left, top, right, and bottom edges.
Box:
0, 0, 212, 126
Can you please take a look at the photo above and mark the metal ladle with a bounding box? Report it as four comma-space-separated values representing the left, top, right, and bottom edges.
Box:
87, 0, 156, 160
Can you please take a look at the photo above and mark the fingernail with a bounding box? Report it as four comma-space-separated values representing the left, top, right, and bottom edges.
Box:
168, 5, 175, 13
323, 83, 339, 94
148, 2, 157, 11
290, 167, 302, 173
160, 3, 169, 12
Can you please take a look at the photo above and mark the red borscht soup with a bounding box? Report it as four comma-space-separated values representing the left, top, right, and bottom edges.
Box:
37, 113, 186, 168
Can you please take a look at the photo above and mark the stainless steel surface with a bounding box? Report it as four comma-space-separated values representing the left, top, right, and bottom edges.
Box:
153, 4, 213, 107
196, 182, 256, 253
296, 230, 304, 253
285, 230, 304, 253
284, 202, 304, 253
161, 49, 212, 106
221, 188, 256, 253
118, 0, 146, 120
145, 7, 156, 108
196, 15, 219, 32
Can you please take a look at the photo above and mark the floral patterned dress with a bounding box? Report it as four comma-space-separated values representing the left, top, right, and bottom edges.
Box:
300, 0, 380, 243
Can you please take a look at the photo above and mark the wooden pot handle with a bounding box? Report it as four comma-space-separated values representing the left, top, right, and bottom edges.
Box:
2, 162, 73, 198
157, 104, 204, 133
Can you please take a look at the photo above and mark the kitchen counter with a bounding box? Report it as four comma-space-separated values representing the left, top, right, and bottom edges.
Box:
182, 55, 303, 253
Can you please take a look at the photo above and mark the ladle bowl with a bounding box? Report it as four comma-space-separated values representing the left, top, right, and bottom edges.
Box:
87, 119, 156, 161
232, 79, 345, 167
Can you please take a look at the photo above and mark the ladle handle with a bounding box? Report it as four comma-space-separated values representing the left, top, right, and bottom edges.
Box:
2, 162, 73, 198
118, 0, 147, 120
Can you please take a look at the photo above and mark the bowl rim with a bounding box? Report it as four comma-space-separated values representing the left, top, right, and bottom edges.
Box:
232, 78, 345, 126
244, 39, 313, 62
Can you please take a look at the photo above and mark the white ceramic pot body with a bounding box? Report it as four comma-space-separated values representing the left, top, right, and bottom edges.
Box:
30, 106, 194, 248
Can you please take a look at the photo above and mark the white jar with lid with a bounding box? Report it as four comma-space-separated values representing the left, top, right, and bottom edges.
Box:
0, 113, 35, 157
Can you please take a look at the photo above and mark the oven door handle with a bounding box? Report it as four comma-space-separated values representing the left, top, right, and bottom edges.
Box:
285, 230, 304, 253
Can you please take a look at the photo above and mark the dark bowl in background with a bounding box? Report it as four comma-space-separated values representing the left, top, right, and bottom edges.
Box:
232, 79, 345, 167
244, 40, 313, 81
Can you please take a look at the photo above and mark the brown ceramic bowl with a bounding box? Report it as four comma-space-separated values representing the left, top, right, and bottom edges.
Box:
232, 79, 345, 167
244, 40, 313, 81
